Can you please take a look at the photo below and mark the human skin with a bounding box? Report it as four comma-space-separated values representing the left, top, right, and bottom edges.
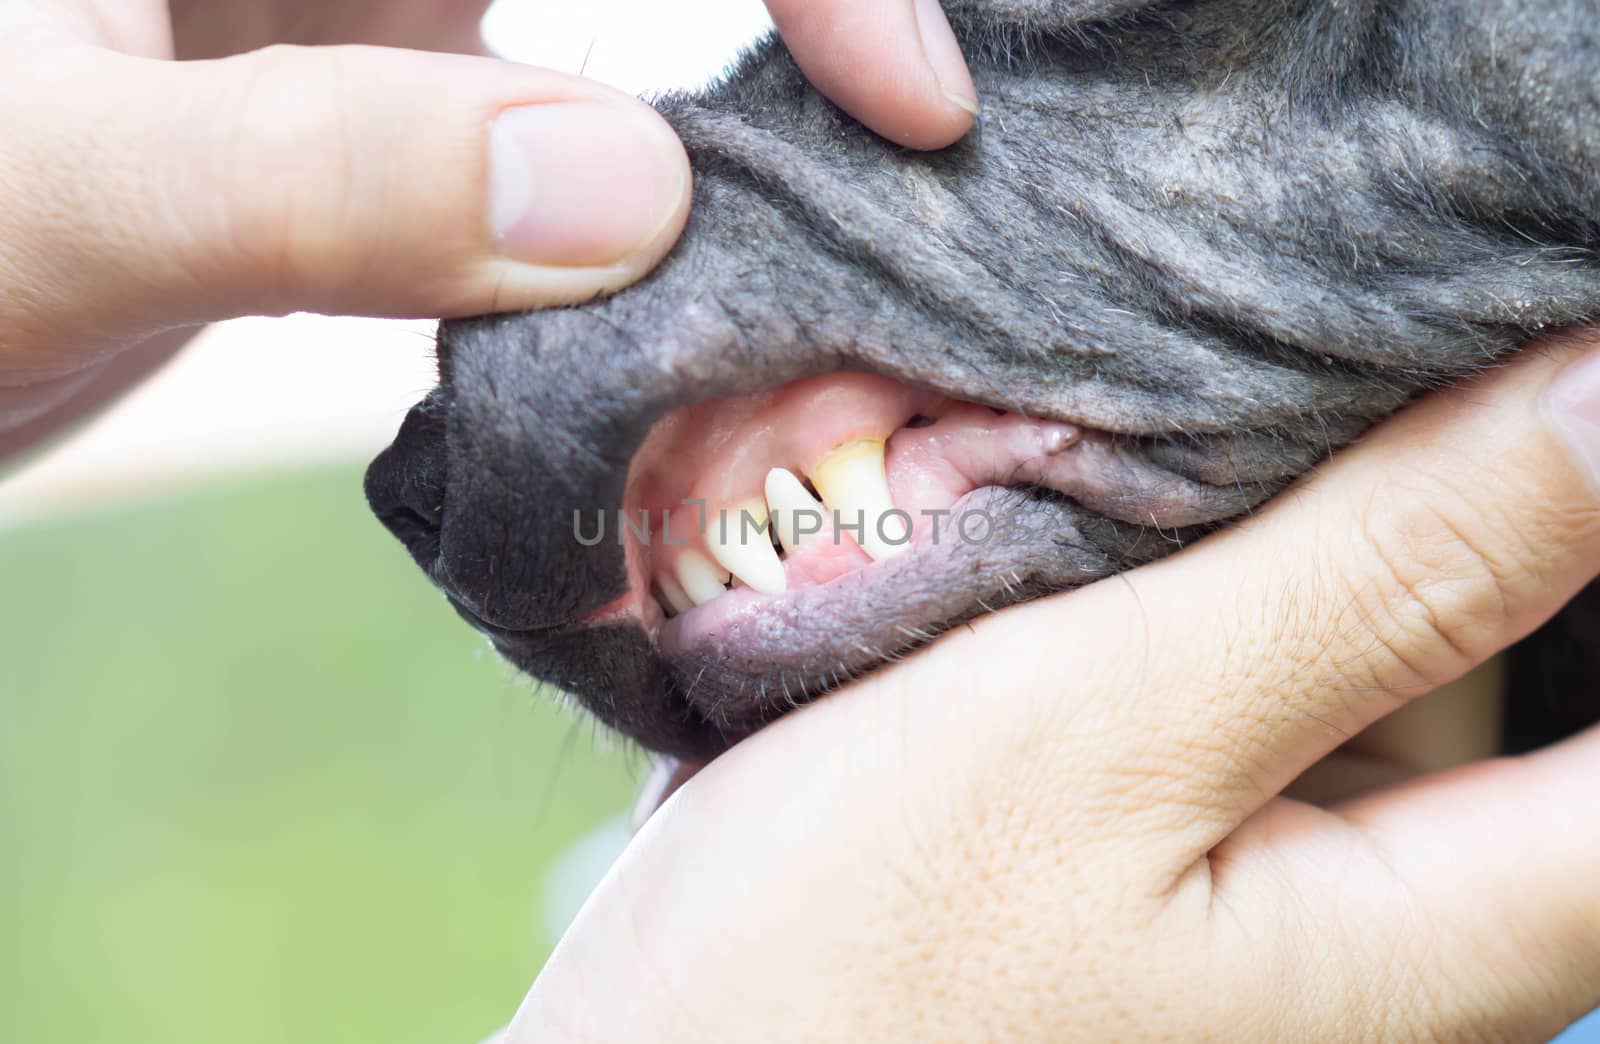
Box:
512, 333, 1600, 1042
0, 0, 976, 462
6, 4, 1595, 1037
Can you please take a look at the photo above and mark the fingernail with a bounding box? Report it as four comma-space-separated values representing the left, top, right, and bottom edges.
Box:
490, 103, 688, 268
1545, 348, 1600, 492
629, 758, 704, 832
913, 0, 981, 117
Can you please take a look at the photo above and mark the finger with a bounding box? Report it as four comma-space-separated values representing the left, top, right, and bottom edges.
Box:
0, 0, 167, 55
82, 0, 174, 57
0, 329, 192, 468
1282, 659, 1507, 806
859, 333, 1600, 867
0, 45, 690, 374
1325, 722, 1600, 1039
1131, 333, 1600, 833
630, 758, 706, 831
506, 701, 975, 1042
765, 0, 978, 150
170, 0, 493, 59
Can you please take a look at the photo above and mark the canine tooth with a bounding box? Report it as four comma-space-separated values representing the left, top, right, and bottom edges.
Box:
764, 467, 828, 552
656, 572, 694, 615
707, 498, 787, 595
676, 550, 731, 606
809, 438, 909, 561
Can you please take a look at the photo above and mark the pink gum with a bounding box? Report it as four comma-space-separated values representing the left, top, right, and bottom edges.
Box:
626, 373, 946, 569
886, 404, 1081, 542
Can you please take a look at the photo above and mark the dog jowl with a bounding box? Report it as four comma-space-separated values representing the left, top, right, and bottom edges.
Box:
366, 0, 1600, 759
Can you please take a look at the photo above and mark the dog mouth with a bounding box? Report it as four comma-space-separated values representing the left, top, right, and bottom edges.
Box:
630, 374, 1077, 616
551, 370, 1240, 738
368, 346, 1279, 758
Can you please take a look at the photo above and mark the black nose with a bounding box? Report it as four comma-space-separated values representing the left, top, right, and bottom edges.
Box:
364, 393, 448, 571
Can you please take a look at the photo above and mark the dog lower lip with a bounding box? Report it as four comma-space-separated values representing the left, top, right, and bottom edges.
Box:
443, 593, 550, 645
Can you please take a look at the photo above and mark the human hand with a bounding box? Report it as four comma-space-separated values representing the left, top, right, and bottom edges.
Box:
513, 332, 1600, 1041
0, 0, 975, 451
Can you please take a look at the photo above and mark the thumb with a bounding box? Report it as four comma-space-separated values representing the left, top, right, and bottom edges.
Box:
2, 45, 690, 360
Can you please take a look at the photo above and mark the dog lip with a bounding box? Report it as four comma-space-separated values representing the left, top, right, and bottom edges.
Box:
443, 592, 558, 642
653, 485, 1055, 659
447, 594, 640, 644
445, 486, 1064, 739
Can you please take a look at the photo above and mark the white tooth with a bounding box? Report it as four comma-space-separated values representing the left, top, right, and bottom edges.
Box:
656, 572, 694, 615
676, 549, 731, 606
809, 438, 910, 561
706, 497, 788, 595
764, 468, 829, 553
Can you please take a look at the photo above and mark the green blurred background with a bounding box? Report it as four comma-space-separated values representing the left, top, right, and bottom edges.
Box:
0, 465, 639, 1044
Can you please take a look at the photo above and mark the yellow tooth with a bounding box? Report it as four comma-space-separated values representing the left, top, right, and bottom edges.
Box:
707, 498, 787, 595
656, 572, 694, 616
764, 467, 829, 553
676, 549, 731, 606
808, 438, 909, 561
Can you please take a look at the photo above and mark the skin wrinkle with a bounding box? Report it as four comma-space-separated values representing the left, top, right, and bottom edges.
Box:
365, 0, 1600, 758
1144, 531, 1433, 839
1208, 811, 1383, 1036
1349, 498, 1490, 684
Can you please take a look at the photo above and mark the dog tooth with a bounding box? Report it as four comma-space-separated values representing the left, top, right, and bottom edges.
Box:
764, 467, 828, 553
809, 438, 909, 561
656, 572, 694, 615
676, 549, 732, 606
707, 498, 787, 595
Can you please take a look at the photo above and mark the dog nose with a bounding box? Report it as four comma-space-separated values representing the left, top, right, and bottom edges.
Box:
364, 394, 448, 571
